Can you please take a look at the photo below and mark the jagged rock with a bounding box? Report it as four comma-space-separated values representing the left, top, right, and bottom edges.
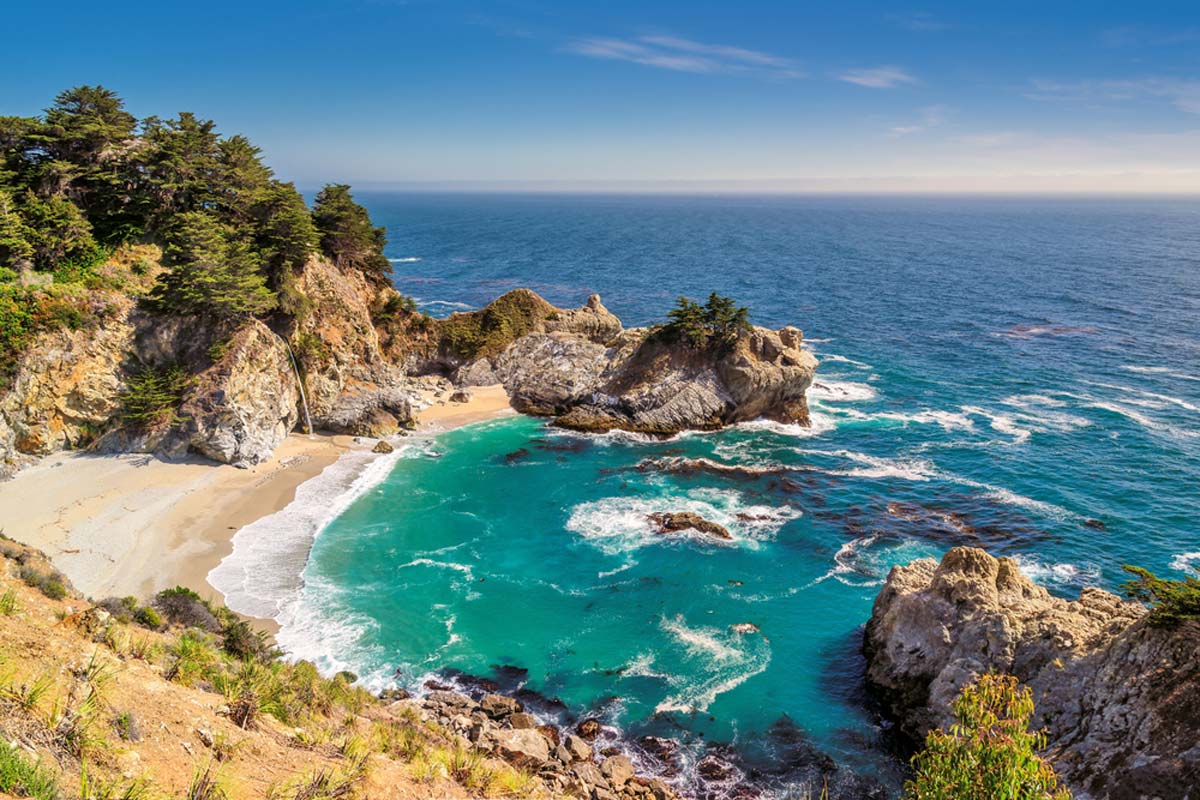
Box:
564, 734, 592, 762
449, 388, 472, 403
600, 755, 636, 789
181, 320, 299, 467
484, 299, 817, 435
372, 440, 394, 454
481, 693, 522, 718
425, 690, 477, 710
492, 727, 551, 768
508, 712, 538, 729
864, 546, 1200, 800
544, 293, 623, 344
649, 512, 732, 541
453, 358, 498, 387
576, 718, 602, 740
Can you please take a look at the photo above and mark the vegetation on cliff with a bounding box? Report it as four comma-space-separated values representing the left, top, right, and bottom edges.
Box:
1120, 565, 1200, 627
905, 673, 1069, 800
662, 292, 751, 349
0, 86, 390, 384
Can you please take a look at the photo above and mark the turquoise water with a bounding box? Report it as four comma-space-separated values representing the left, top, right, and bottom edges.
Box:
260, 195, 1199, 796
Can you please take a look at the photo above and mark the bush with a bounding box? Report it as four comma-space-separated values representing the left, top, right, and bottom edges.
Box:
904, 673, 1069, 800
0, 742, 60, 800
133, 605, 163, 629
18, 565, 68, 600
1120, 565, 1200, 627
154, 586, 221, 632
120, 363, 187, 429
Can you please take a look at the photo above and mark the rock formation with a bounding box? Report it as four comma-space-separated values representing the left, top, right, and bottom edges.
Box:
648, 511, 732, 541
864, 547, 1200, 799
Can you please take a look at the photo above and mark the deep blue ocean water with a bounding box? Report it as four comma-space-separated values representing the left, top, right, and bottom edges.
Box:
229, 195, 1200, 796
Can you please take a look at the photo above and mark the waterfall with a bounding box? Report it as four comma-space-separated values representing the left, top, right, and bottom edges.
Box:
284, 339, 314, 437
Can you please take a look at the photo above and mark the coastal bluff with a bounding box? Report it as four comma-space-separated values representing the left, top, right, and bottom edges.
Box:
0, 260, 818, 476
864, 547, 1200, 799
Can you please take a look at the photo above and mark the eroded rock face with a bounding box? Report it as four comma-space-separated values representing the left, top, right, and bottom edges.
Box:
0, 293, 136, 477
864, 547, 1200, 799
488, 314, 817, 435
291, 256, 414, 435
180, 320, 300, 467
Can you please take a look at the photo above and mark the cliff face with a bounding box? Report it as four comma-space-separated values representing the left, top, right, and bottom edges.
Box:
864, 547, 1200, 799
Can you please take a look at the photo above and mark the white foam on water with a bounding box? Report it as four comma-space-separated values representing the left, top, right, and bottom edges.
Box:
623, 652, 672, 681
961, 405, 1033, 444
823, 406, 975, 432
1085, 381, 1200, 413
208, 442, 415, 622
1121, 365, 1200, 382
387, 256, 422, 262
654, 614, 772, 714
803, 535, 881, 589
947, 475, 1079, 521
807, 380, 878, 402
1170, 552, 1200, 575
1086, 401, 1200, 440
1011, 555, 1101, 587
820, 354, 872, 369
419, 299, 473, 310
565, 488, 801, 555
733, 410, 836, 438
797, 448, 936, 481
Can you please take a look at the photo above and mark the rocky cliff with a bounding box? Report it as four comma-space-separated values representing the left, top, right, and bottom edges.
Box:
864, 547, 1200, 799
440, 291, 817, 435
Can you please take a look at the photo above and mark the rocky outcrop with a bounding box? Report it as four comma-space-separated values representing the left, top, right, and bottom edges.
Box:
409, 689, 679, 800
648, 511, 732, 541
489, 314, 817, 435
290, 257, 414, 436
864, 547, 1200, 799
0, 293, 136, 477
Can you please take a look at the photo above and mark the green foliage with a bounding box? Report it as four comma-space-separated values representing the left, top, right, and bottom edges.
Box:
18, 565, 68, 601
437, 289, 554, 360
1120, 565, 1200, 627
372, 292, 418, 324
905, 673, 1069, 800
119, 363, 186, 429
312, 184, 390, 278
0, 742, 60, 800
0, 588, 17, 615
0, 284, 37, 384
17, 191, 97, 271
663, 292, 752, 349
132, 605, 162, 630
152, 212, 276, 319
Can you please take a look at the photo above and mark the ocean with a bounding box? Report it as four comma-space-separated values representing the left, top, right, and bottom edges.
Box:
212, 194, 1200, 796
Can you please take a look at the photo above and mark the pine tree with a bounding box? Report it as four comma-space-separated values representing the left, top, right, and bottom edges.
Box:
312, 184, 390, 277
153, 212, 276, 319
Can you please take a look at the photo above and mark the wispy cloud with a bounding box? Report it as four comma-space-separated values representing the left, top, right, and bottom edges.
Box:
885, 12, 951, 32
1098, 26, 1200, 48
889, 105, 948, 136
1028, 77, 1200, 114
839, 65, 917, 89
565, 35, 802, 78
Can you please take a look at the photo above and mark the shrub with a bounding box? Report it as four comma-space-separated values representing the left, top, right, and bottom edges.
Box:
662, 292, 751, 350
18, 565, 68, 600
0, 589, 16, 615
904, 673, 1069, 800
119, 363, 186, 429
133, 605, 162, 630
1120, 565, 1200, 627
154, 586, 221, 632
0, 742, 60, 800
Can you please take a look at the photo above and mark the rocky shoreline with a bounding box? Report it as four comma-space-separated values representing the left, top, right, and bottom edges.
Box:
863, 547, 1200, 800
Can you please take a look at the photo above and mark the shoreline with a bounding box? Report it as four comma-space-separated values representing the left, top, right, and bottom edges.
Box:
0, 384, 514, 630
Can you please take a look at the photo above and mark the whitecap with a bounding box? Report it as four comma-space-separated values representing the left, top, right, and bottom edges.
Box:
947, 475, 1079, 521
418, 299, 474, 310
807, 380, 877, 402
1120, 365, 1200, 382
821, 406, 975, 433
820, 354, 872, 369
564, 488, 800, 555
654, 614, 772, 714
387, 256, 422, 263
733, 410, 836, 438
1086, 401, 1200, 439
961, 406, 1032, 444
1169, 552, 1200, 575
1010, 555, 1101, 587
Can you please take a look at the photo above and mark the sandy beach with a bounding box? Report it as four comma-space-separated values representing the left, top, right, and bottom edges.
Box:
0, 384, 514, 607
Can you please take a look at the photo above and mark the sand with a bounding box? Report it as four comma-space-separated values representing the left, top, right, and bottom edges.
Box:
0, 384, 514, 606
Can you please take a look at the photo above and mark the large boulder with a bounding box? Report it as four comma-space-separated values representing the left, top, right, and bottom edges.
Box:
864, 547, 1200, 799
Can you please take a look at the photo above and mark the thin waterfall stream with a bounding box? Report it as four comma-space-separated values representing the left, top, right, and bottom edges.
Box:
284, 339, 314, 437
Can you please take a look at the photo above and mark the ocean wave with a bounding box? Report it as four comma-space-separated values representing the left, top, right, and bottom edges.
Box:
795, 448, 935, 481
733, 410, 836, 438
208, 442, 414, 621
1086, 401, 1200, 440
1121, 364, 1200, 382
822, 406, 975, 432
807, 380, 877, 402
1170, 552, 1200, 575
960, 406, 1032, 444
947, 475, 1079, 521
655, 614, 771, 714
1010, 555, 1101, 587
418, 299, 474, 310
1084, 381, 1200, 413
564, 488, 800, 555
387, 256, 422, 262
819, 354, 872, 369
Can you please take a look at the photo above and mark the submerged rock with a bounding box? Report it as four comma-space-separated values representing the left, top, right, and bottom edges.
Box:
649, 511, 732, 541
864, 546, 1199, 800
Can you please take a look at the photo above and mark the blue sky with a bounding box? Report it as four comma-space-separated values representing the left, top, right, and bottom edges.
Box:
6, 1, 1200, 191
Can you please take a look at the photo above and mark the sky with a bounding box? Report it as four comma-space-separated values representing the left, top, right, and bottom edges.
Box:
6, 0, 1200, 192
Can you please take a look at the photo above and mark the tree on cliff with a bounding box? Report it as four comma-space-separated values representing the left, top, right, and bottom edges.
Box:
664, 292, 751, 349
312, 184, 390, 278
905, 673, 1069, 800
1120, 565, 1200, 626
152, 212, 276, 319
